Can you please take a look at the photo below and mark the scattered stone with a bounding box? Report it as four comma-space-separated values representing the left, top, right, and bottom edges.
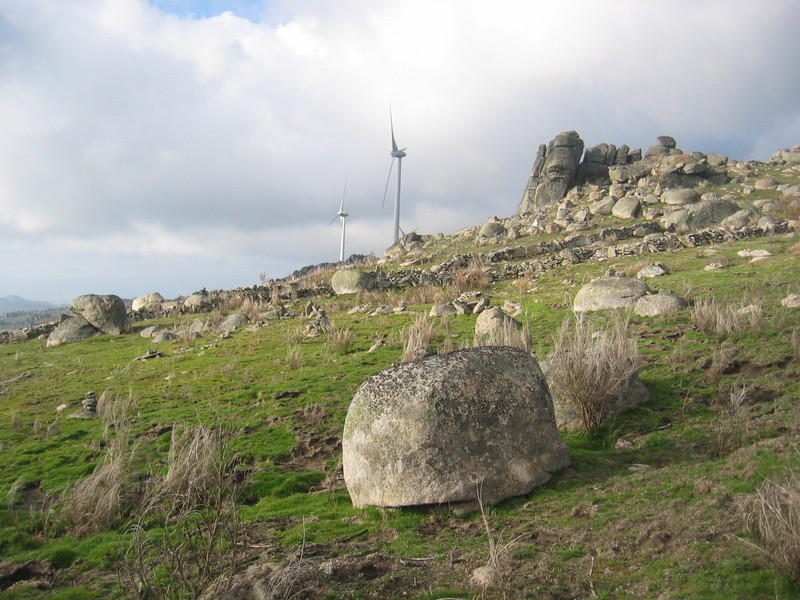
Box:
429, 303, 457, 317
637, 263, 669, 278
589, 196, 616, 216
660, 188, 699, 206
634, 290, 687, 316
612, 197, 641, 219
219, 313, 250, 333
152, 330, 178, 343
342, 346, 569, 508
81, 391, 97, 412
474, 306, 521, 342
331, 269, 376, 295
135, 349, 166, 360
781, 294, 800, 308
573, 275, 651, 312
737, 249, 772, 257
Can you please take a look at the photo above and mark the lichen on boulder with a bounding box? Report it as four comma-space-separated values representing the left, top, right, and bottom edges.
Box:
342, 346, 569, 509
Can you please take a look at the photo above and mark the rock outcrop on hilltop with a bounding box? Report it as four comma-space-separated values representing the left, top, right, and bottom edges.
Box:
517, 132, 734, 215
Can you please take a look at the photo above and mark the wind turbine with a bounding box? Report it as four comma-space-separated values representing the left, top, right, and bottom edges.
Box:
382, 107, 407, 243
329, 179, 349, 262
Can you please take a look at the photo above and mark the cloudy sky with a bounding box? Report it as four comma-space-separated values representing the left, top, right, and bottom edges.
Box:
2, 0, 800, 304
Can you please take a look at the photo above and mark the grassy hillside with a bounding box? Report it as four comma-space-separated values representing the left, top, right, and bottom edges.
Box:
1, 164, 800, 599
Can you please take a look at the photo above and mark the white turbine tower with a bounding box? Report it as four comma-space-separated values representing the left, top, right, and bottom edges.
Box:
329, 179, 349, 262
382, 107, 407, 243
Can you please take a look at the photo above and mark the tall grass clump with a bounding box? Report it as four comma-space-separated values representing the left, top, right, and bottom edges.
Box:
286, 344, 302, 370
126, 425, 242, 600
474, 318, 532, 354
740, 470, 800, 583
690, 297, 763, 339
708, 385, 751, 458
58, 412, 142, 537
450, 256, 491, 295
401, 315, 437, 362
327, 326, 355, 354
544, 313, 641, 437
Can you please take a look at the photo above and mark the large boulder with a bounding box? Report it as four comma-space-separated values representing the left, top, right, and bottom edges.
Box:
687, 199, 741, 229
331, 269, 376, 295
218, 313, 250, 334
342, 346, 569, 508
69, 294, 130, 335
573, 275, 651, 312
634, 290, 687, 316
131, 292, 165, 312
46, 316, 101, 347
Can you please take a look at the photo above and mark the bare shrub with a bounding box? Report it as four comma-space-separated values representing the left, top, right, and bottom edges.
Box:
545, 313, 641, 437
740, 470, 800, 583
401, 315, 437, 362
690, 297, 763, 339
126, 425, 242, 600
327, 326, 355, 354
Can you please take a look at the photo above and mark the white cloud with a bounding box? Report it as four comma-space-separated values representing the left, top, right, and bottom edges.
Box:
1, 0, 800, 301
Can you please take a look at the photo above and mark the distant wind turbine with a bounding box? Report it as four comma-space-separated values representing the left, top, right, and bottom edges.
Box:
381, 107, 407, 243
329, 178, 349, 262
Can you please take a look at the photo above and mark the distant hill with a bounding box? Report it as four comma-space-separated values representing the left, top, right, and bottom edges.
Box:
0, 297, 65, 331
0, 295, 56, 313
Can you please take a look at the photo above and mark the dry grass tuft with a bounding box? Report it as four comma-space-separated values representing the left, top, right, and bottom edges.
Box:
690, 297, 764, 339
708, 385, 751, 458
285, 344, 302, 370
740, 470, 800, 583
450, 256, 492, 295
401, 315, 437, 362
474, 318, 532, 354
60, 412, 139, 536
792, 326, 800, 362
545, 313, 641, 437
327, 326, 355, 354
127, 425, 242, 600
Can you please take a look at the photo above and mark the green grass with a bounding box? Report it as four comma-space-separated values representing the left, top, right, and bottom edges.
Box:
2, 178, 800, 597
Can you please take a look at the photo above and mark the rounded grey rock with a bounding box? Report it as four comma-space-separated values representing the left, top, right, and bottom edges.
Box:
573, 276, 651, 312
342, 346, 569, 508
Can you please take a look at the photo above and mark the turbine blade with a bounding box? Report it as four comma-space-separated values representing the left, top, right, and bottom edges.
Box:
340, 177, 347, 213
381, 158, 395, 211
390, 105, 399, 153
328, 214, 338, 226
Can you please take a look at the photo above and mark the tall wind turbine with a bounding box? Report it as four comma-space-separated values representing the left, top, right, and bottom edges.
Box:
329, 179, 349, 262
383, 107, 407, 243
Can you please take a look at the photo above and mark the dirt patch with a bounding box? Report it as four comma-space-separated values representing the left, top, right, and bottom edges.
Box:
0, 559, 52, 591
